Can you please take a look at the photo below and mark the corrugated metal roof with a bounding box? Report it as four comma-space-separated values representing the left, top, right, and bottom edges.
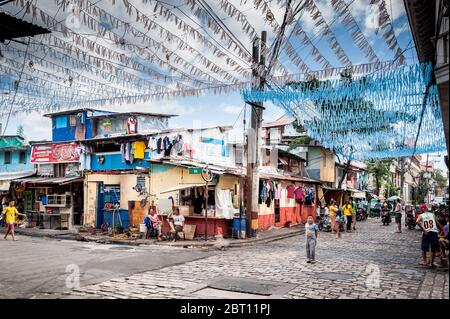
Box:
0, 135, 27, 149
14, 176, 83, 185
262, 115, 295, 128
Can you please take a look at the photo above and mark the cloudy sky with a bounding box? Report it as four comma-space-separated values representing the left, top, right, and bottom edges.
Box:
0, 0, 447, 170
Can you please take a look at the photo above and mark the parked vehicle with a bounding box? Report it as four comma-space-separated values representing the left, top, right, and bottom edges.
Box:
381, 204, 391, 225
356, 208, 367, 221
405, 211, 416, 230
318, 214, 345, 232
318, 214, 332, 232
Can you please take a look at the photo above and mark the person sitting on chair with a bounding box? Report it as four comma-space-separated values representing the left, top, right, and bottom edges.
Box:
149, 208, 163, 241
170, 207, 185, 242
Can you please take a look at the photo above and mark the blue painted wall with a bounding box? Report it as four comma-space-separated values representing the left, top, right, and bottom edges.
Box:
50, 111, 94, 142
102, 209, 129, 230
90, 152, 151, 171
52, 115, 76, 142
0, 149, 33, 173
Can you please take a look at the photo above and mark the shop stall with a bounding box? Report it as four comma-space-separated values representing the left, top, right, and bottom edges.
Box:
12, 176, 83, 229
149, 162, 242, 238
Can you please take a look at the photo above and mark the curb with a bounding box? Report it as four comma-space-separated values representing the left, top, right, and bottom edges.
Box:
3, 227, 304, 248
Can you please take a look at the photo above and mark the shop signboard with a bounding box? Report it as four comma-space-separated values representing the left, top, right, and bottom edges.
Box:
37, 164, 54, 176
188, 167, 202, 174
31, 142, 80, 163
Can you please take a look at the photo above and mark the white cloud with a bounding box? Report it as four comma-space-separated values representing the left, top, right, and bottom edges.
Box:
222, 105, 244, 115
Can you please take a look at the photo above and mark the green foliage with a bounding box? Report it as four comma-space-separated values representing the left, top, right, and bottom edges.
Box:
383, 180, 399, 198
433, 169, 447, 190
365, 159, 394, 195
288, 136, 312, 150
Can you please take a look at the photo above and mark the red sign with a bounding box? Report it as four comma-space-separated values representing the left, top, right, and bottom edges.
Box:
31, 142, 80, 163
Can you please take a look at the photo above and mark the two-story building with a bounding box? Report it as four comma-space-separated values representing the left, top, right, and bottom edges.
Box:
0, 135, 35, 207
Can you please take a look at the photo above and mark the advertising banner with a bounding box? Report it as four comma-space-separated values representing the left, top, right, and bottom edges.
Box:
31, 142, 80, 163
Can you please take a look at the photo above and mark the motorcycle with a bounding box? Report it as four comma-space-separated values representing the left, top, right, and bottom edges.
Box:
318, 214, 332, 232
381, 209, 391, 225
356, 208, 367, 221
405, 211, 416, 230
318, 214, 345, 232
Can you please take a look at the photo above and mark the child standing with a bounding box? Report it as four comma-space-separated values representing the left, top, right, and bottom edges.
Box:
305, 215, 318, 264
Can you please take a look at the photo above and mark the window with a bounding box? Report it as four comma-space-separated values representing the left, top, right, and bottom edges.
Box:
55, 116, 67, 129
4, 151, 11, 164
19, 151, 26, 164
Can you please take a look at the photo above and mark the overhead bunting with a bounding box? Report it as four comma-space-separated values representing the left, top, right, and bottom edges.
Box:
242, 62, 446, 159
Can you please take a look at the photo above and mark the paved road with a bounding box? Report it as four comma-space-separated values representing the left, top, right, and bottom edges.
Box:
0, 237, 214, 299
1, 218, 448, 299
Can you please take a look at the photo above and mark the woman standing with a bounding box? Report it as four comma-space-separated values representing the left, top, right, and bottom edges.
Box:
343, 200, 353, 232
329, 199, 338, 234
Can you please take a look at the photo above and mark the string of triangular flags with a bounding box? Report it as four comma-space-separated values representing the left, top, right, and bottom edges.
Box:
242, 62, 446, 159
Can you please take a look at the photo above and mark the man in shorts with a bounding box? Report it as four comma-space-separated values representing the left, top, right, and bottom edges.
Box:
416, 207, 443, 268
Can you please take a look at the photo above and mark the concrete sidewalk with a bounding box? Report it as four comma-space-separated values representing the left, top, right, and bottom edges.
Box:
2, 224, 305, 248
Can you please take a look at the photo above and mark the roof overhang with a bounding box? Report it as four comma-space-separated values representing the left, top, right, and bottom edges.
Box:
0, 12, 50, 42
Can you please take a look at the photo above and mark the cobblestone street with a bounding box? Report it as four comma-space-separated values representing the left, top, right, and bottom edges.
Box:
53, 218, 448, 299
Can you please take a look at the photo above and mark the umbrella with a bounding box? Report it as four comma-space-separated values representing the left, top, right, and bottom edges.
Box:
387, 195, 401, 201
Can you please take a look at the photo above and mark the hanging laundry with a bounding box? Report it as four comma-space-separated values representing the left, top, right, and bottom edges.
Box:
215, 189, 236, 219
127, 117, 137, 134
258, 180, 265, 205
120, 143, 126, 163
77, 144, 92, 171
274, 183, 282, 200
294, 187, 304, 203
286, 184, 296, 199
156, 137, 162, 154
163, 136, 172, 156
133, 141, 146, 159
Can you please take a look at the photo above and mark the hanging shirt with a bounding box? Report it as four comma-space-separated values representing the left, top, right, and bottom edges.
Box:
286, 185, 296, 199
133, 141, 146, 159
274, 183, 282, 200
294, 187, 304, 201
127, 117, 137, 134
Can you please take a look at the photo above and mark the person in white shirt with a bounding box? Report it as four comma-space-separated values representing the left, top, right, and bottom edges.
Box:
169, 207, 185, 242
416, 207, 443, 268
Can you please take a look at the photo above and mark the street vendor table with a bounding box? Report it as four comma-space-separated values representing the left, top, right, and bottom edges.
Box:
40, 213, 69, 229
160, 215, 232, 238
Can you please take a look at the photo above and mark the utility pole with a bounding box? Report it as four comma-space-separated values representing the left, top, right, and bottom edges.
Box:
245, 31, 266, 238
399, 158, 405, 201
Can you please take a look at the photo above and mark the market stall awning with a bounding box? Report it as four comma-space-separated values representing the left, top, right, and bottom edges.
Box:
160, 183, 214, 194
0, 170, 36, 181
348, 188, 366, 199
14, 176, 84, 185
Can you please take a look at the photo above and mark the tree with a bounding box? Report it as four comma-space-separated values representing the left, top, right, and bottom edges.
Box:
432, 169, 448, 196
383, 179, 400, 198
366, 159, 394, 195
16, 125, 24, 137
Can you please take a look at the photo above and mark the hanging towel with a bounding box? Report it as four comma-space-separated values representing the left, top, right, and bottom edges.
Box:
133, 141, 146, 159
215, 189, 236, 219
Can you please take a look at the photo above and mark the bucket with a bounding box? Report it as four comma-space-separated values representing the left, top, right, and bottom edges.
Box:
232, 218, 246, 239
139, 223, 147, 233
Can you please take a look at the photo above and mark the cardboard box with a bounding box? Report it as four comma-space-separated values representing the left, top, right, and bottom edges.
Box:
179, 205, 194, 216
